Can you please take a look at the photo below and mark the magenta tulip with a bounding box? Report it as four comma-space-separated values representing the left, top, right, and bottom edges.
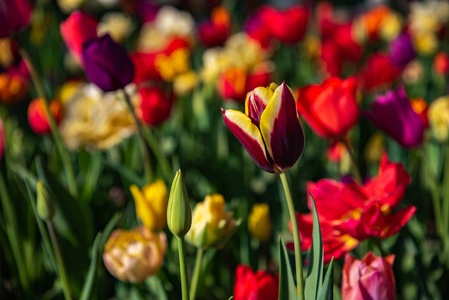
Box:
82, 34, 134, 92
366, 87, 424, 148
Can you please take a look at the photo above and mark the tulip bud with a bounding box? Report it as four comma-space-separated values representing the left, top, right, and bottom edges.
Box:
130, 179, 168, 231
248, 203, 271, 243
167, 170, 191, 238
36, 181, 56, 221
137, 86, 174, 126
103, 226, 167, 283
28, 98, 63, 135
433, 52, 449, 76
186, 194, 238, 249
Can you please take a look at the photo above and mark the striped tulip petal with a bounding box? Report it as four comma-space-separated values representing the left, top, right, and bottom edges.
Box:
221, 108, 275, 173
245, 84, 276, 124
259, 82, 305, 171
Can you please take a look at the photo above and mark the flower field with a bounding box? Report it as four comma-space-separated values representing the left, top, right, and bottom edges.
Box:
1, 0, 449, 299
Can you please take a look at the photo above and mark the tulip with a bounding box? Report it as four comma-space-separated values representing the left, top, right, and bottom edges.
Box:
103, 226, 167, 283
186, 194, 237, 249
342, 252, 396, 300
0, 0, 32, 38
37, 181, 56, 221
358, 53, 402, 91
258, 5, 309, 44
130, 179, 168, 231
428, 96, 449, 142
293, 153, 415, 262
0, 117, 4, 162
233, 265, 279, 300
366, 87, 424, 148
0, 59, 29, 104
222, 82, 304, 173
82, 34, 134, 92
388, 33, 415, 67
198, 6, 230, 48
248, 203, 271, 243
137, 86, 174, 126
410, 98, 429, 129
433, 52, 449, 76
167, 170, 191, 238
28, 98, 63, 135
296, 77, 359, 138
60, 11, 98, 64
245, 14, 271, 49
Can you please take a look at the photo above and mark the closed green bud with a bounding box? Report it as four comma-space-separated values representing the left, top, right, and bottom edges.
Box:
167, 170, 191, 238
37, 181, 56, 221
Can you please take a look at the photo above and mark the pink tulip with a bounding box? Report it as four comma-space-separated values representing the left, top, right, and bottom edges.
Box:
342, 252, 396, 300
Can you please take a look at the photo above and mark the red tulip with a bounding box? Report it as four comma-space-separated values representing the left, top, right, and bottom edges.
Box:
258, 5, 309, 44
28, 98, 63, 135
342, 252, 396, 300
60, 11, 98, 64
0, 0, 32, 38
233, 265, 278, 300
358, 53, 402, 91
0, 117, 4, 161
296, 77, 359, 138
292, 153, 415, 262
433, 52, 449, 76
198, 7, 230, 47
138, 86, 174, 126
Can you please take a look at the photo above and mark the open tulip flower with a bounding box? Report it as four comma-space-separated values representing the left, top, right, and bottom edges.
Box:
222, 82, 305, 173
292, 153, 416, 262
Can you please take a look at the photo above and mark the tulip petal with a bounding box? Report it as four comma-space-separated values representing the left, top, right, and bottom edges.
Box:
245, 85, 274, 124
259, 82, 304, 171
222, 108, 275, 172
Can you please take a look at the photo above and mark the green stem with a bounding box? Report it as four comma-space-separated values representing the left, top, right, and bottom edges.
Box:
19, 48, 78, 198
340, 137, 362, 184
442, 144, 449, 260
280, 173, 304, 300
122, 89, 153, 183
189, 248, 204, 300
47, 221, 72, 300
142, 127, 172, 183
177, 237, 189, 300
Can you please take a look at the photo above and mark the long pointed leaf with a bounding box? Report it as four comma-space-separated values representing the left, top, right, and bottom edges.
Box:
278, 237, 299, 300
317, 258, 334, 300
305, 194, 324, 300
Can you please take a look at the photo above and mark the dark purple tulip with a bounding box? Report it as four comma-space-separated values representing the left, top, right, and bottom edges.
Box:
388, 33, 416, 67
365, 87, 424, 148
0, 0, 32, 38
82, 34, 134, 92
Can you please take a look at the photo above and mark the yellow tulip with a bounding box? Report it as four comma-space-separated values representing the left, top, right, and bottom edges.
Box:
186, 194, 237, 249
130, 179, 168, 231
103, 226, 167, 283
248, 203, 272, 243
428, 96, 449, 142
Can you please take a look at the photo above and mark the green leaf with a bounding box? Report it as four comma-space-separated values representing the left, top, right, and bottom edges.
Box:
317, 258, 334, 300
80, 213, 121, 300
80, 152, 103, 205
278, 237, 299, 300
305, 194, 324, 300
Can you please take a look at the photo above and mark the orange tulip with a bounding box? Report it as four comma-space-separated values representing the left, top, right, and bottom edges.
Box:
28, 98, 63, 135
